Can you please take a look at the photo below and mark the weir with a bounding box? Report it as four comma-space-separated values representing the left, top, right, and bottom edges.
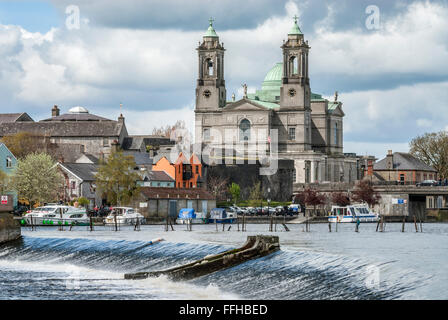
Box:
124, 235, 280, 281
0, 195, 21, 244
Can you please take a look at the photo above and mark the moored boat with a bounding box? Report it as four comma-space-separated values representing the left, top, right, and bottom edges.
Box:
208, 208, 236, 224
176, 208, 208, 224
104, 207, 146, 226
22, 205, 90, 226
328, 204, 379, 223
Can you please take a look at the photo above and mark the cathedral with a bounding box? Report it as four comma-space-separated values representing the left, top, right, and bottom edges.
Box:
194, 18, 358, 184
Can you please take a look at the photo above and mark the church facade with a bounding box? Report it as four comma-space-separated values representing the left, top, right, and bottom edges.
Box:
194, 18, 358, 184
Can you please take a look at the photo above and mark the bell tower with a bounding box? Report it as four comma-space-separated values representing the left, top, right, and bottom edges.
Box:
279, 16, 312, 150
195, 18, 227, 111
280, 16, 311, 110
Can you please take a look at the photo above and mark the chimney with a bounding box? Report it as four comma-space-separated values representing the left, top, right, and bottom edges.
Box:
52, 105, 60, 117
386, 150, 393, 170
367, 159, 373, 176
118, 113, 125, 124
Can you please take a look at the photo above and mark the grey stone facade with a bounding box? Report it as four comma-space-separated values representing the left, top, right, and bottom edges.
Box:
194, 20, 358, 185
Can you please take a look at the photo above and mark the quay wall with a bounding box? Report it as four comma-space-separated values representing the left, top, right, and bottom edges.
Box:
0, 213, 21, 244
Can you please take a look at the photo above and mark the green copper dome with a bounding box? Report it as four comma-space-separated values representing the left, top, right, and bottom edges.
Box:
289, 15, 303, 35
246, 62, 325, 105
204, 18, 218, 37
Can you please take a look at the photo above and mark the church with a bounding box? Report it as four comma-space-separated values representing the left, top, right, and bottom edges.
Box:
194, 18, 358, 184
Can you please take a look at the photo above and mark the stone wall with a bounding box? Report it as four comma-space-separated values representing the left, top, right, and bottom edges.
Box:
0, 213, 21, 244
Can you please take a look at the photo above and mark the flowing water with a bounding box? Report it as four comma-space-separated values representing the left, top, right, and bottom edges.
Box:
0, 222, 447, 300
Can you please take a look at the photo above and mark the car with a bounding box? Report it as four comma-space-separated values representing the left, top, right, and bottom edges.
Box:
416, 180, 438, 187
13, 205, 29, 216
274, 206, 285, 216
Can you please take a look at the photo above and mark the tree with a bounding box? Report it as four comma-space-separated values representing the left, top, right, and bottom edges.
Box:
77, 197, 90, 208
409, 131, 448, 179
331, 192, 351, 206
206, 173, 228, 200
10, 152, 62, 206
94, 150, 141, 206
351, 180, 381, 207
248, 181, 262, 207
0, 169, 9, 194
303, 188, 327, 216
229, 183, 241, 206
152, 120, 187, 138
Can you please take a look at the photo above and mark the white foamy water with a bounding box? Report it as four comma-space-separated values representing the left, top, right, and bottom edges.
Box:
0, 223, 447, 299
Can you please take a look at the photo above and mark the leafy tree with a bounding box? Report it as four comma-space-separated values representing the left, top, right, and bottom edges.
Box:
351, 180, 381, 207
77, 197, 90, 208
248, 181, 262, 207
95, 150, 141, 206
409, 131, 448, 179
331, 192, 351, 206
229, 182, 241, 206
0, 169, 9, 194
10, 153, 62, 206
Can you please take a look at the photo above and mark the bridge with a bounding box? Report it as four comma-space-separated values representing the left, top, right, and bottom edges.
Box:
293, 182, 448, 218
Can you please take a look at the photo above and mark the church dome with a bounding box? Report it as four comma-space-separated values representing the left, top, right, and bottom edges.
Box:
69, 106, 89, 114
263, 63, 283, 83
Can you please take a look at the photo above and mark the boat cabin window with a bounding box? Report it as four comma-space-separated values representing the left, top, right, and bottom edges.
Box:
69, 214, 84, 218
350, 208, 356, 215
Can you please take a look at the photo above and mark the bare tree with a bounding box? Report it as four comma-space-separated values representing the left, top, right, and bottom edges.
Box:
206, 173, 228, 201
409, 131, 448, 179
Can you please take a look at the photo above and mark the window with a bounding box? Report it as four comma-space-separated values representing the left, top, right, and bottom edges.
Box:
71, 181, 76, 189
239, 119, 251, 141
290, 56, 298, 75
203, 128, 210, 141
288, 127, 296, 140
293, 169, 296, 183
103, 138, 109, 147
206, 58, 214, 76
6, 156, 12, 168
334, 122, 338, 145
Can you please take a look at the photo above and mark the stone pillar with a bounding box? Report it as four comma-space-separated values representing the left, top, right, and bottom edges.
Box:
310, 161, 316, 183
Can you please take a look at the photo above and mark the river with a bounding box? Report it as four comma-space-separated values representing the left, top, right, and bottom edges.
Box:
0, 222, 447, 300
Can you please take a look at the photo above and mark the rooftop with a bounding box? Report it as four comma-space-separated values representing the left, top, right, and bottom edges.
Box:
374, 152, 437, 172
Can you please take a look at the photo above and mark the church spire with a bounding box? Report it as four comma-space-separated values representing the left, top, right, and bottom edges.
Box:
204, 17, 218, 38
289, 15, 303, 35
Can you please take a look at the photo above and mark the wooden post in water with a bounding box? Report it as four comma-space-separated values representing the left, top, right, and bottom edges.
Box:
134, 217, 140, 231
114, 212, 118, 232
90, 215, 94, 232
222, 222, 225, 232
414, 215, 418, 232
376, 216, 380, 232
328, 221, 332, 232
419, 216, 423, 233
242, 214, 246, 232
215, 218, 218, 231
401, 216, 406, 232
282, 223, 290, 232
228, 225, 232, 231
169, 218, 174, 231
237, 216, 240, 231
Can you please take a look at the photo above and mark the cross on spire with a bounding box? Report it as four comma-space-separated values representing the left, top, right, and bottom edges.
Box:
209, 17, 215, 26
293, 15, 298, 24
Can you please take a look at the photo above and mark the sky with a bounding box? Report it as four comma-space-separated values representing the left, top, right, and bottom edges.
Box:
0, 0, 447, 159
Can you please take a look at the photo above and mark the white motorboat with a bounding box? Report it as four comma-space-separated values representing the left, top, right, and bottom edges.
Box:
104, 207, 146, 226
328, 204, 379, 223
22, 205, 90, 226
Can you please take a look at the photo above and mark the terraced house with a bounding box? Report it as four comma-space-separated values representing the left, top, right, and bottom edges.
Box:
0, 143, 17, 207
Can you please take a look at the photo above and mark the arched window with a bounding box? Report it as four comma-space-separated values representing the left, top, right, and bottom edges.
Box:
239, 119, 251, 141
290, 56, 298, 75
206, 58, 214, 76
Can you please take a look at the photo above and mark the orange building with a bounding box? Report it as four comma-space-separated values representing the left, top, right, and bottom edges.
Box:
152, 153, 203, 188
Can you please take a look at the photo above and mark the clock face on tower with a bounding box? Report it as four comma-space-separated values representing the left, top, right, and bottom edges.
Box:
288, 88, 296, 97
203, 90, 211, 98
